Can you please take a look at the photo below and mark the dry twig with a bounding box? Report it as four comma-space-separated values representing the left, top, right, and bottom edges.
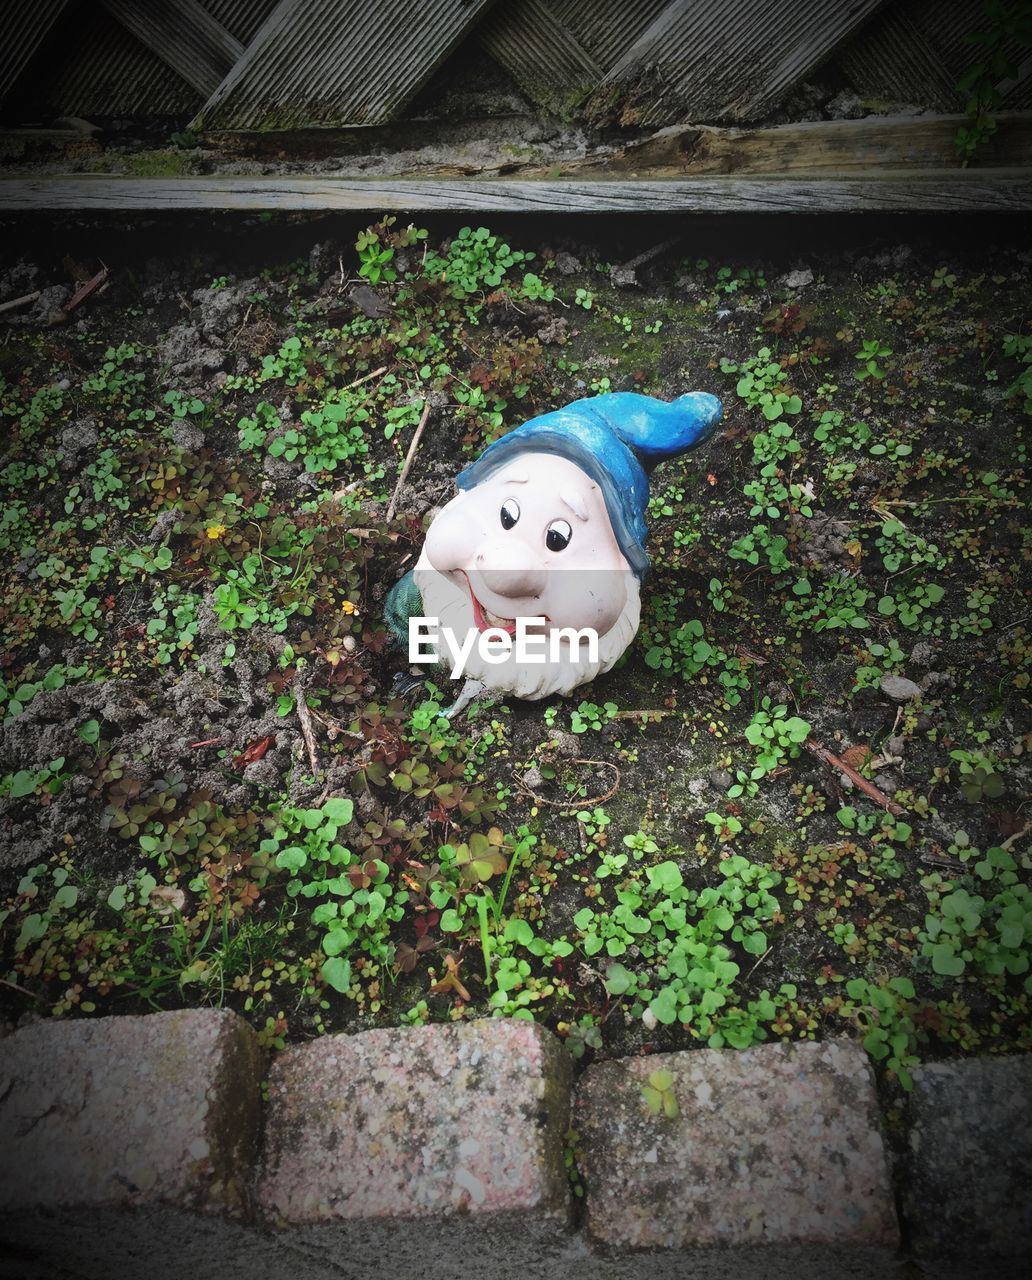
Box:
804, 738, 905, 816
385, 401, 431, 521
611, 708, 676, 721
1000, 822, 1031, 852
0, 290, 40, 316
64, 266, 107, 314
293, 673, 320, 777
514, 759, 620, 809
0, 976, 40, 999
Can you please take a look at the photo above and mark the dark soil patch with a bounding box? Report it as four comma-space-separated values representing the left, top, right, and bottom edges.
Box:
1, 211, 1028, 1100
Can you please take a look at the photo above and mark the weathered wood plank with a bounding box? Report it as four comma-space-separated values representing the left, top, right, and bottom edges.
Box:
0, 0, 70, 102
0, 174, 1029, 214
98, 0, 243, 99
191, 0, 496, 131
478, 0, 601, 115
585, 0, 892, 126
566, 114, 1032, 177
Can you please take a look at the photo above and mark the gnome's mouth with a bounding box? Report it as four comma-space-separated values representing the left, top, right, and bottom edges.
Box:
459, 572, 548, 636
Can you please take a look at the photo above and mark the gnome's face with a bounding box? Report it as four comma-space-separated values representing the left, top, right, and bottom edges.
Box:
414, 452, 640, 698
424, 452, 632, 632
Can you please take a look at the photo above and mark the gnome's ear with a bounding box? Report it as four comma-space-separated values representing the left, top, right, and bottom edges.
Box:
594, 391, 723, 465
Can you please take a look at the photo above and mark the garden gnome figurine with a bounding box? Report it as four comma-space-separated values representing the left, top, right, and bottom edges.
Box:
387, 391, 722, 713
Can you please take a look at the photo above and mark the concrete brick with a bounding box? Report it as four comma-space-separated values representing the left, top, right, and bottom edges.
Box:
258, 1019, 573, 1278
904, 1054, 1032, 1277
0, 1009, 305, 1280
575, 1038, 899, 1279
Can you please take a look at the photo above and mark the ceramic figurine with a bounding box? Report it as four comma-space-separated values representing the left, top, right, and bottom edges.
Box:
387, 391, 722, 713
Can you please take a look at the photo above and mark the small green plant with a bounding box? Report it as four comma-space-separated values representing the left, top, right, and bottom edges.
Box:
955, 2, 1032, 160
424, 226, 531, 300
854, 338, 892, 382
570, 700, 617, 733
721, 349, 802, 421
641, 1069, 679, 1118
843, 976, 919, 1089
950, 749, 1005, 802
744, 700, 810, 780
1002, 333, 1032, 413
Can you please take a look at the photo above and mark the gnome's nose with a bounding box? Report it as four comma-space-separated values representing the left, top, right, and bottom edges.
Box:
475, 545, 546, 598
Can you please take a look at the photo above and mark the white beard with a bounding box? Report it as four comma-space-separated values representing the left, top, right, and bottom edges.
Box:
412, 549, 641, 700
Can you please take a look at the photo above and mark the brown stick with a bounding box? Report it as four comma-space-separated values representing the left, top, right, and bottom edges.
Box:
804, 738, 906, 816
342, 364, 387, 391
1000, 822, 1031, 852
611, 708, 676, 721
513, 759, 620, 810
615, 235, 683, 276
64, 266, 108, 314
0, 976, 40, 999
189, 737, 222, 748
293, 675, 320, 777
0, 290, 40, 315
385, 400, 430, 521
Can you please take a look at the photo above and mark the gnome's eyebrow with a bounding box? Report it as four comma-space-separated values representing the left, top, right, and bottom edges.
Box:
559, 490, 589, 522
500, 471, 528, 484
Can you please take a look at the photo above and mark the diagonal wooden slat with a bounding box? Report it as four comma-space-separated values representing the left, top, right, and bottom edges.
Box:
191, 0, 497, 131
585, 0, 891, 126
203, 0, 280, 47
477, 0, 601, 115
548, 0, 669, 74
835, 6, 960, 111
0, 0, 70, 103
98, 0, 244, 100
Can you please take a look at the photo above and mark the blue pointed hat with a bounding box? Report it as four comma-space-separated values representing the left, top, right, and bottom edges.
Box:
455, 391, 722, 580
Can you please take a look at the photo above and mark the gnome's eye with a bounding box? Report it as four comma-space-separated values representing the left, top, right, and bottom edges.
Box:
546, 519, 572, 552
500, 499, 520, 530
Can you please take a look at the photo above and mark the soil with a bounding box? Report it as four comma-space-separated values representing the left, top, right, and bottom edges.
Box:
0, 211, 1028, 1099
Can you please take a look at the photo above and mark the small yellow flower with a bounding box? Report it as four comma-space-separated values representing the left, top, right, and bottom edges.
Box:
340, 599, 358, 615
206, 523, 228, 540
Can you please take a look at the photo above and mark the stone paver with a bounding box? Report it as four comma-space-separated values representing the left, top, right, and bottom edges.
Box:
904, 1053, 1032, 1273
258, 1019, 573, 1276
575, 1038, 898, 1275
0, 1009, 321, 1280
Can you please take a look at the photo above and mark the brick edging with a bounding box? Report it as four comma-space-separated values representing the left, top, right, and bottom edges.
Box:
1, 1010, 1029, 1279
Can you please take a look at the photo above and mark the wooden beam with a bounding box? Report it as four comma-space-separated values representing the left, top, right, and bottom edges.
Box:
564, 114, 1032, 177
585, 0, 891, 126
191, 0, 496, 131
98, 0, 244, 99
0, 173, 1028, 214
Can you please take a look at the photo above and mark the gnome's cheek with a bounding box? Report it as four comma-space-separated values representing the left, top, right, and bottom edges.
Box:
540, 569, 630, 636
423, 502, 474, 572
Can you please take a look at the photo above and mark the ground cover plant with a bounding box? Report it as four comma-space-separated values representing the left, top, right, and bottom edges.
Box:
0, 215, 1029, 1107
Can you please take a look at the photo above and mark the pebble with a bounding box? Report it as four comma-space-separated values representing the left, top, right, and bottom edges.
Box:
880, 674, 922, 701
910, 640, 935, 666
873, 773, 898, 796
783, 268, 814, 289
709, 768, 733, 790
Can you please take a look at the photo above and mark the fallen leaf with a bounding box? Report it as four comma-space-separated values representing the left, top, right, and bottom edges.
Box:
233, 735, 275, 768
149, 885, 185, 915
840, 745, 872, 771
